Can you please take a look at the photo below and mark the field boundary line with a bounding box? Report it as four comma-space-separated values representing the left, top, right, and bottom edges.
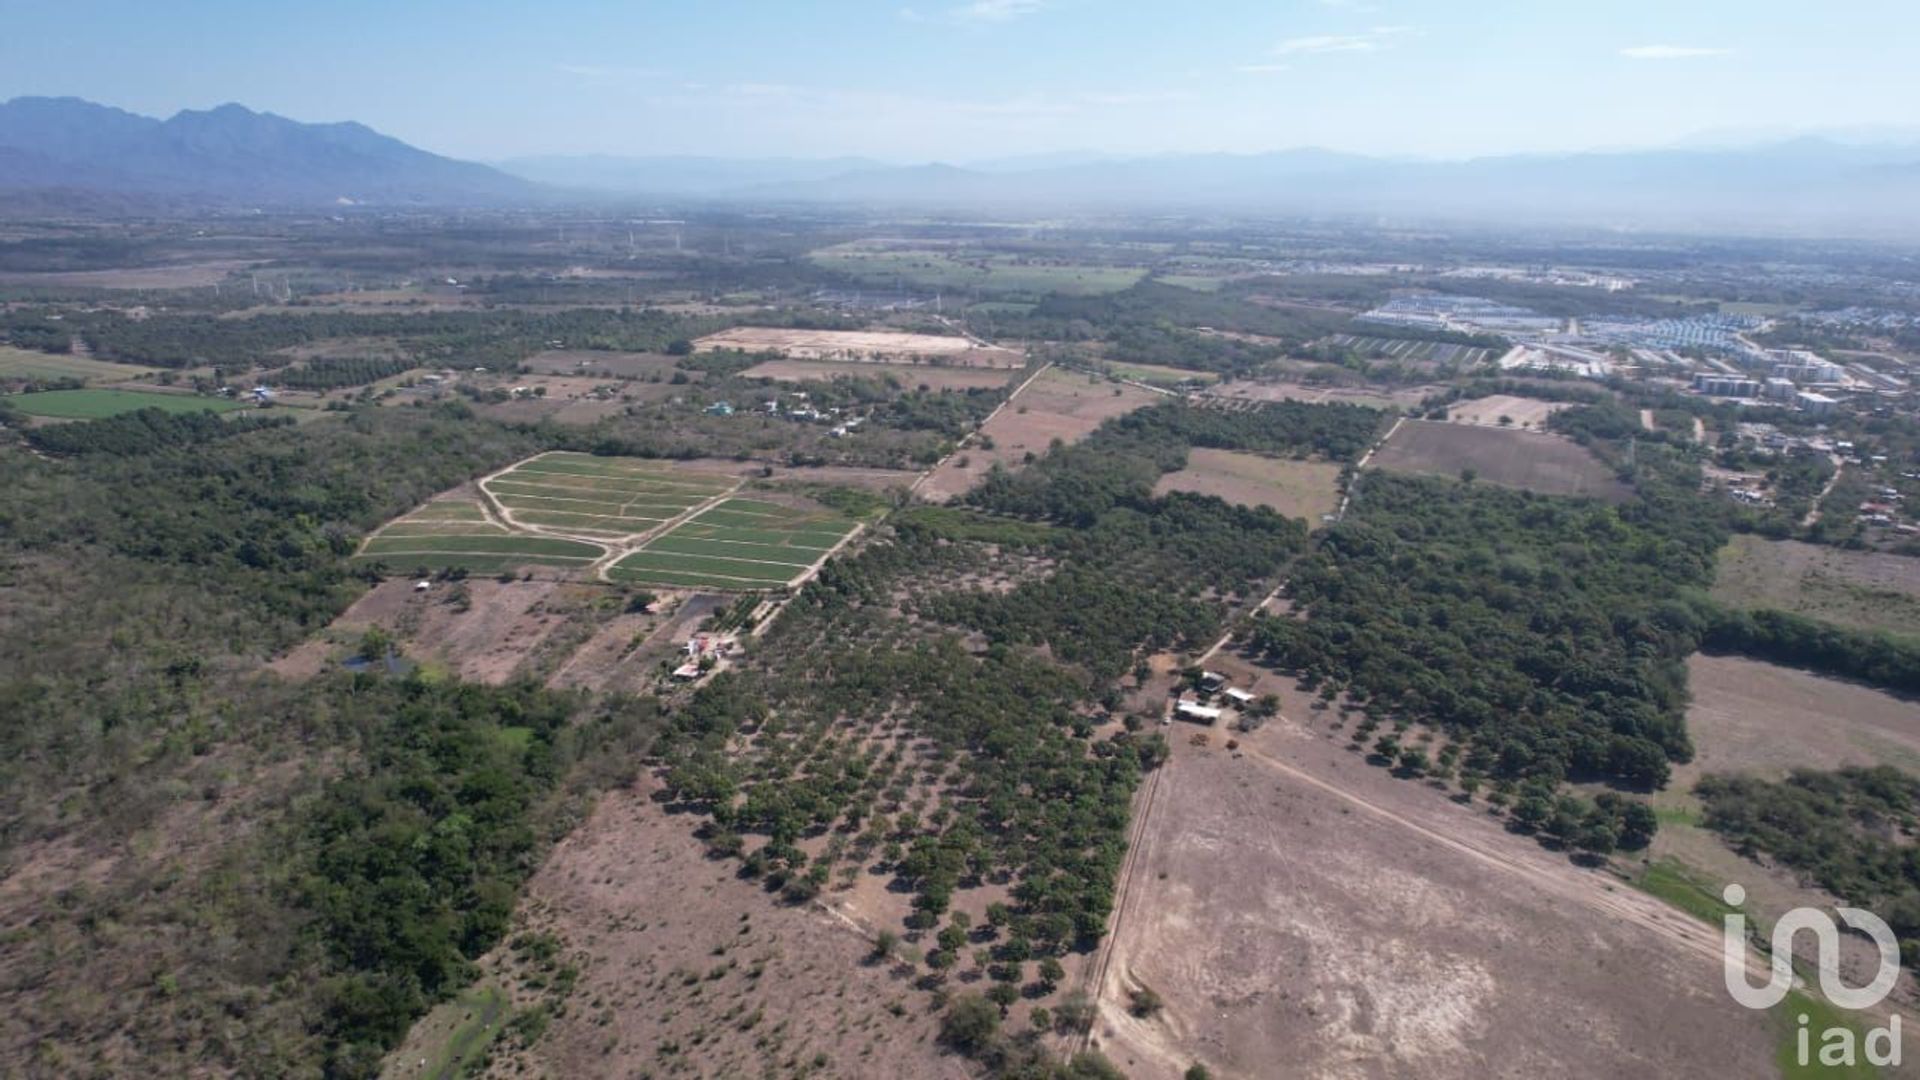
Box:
1077, 748, 1171, 1055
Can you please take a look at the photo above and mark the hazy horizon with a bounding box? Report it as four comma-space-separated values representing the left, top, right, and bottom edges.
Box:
5, 0, 1919, 164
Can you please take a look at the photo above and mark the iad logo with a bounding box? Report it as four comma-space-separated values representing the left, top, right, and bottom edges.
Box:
1722, 883, 1904, 1068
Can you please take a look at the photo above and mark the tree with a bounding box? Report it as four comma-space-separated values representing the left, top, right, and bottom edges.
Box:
939, 994, 1001, 1055
1129, 986, 1164, 1018
870, 929, 899, 962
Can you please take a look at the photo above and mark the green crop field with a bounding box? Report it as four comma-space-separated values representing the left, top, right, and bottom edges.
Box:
0, 346, 160, 383
479, 452, 732, 539
6, 388, 247, 418
360, 534, 604, 560
606, 497, 860, 590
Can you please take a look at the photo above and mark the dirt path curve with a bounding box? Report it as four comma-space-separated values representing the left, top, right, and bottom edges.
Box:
1232, 741, 1766, 979
1802, 454, 1845, 528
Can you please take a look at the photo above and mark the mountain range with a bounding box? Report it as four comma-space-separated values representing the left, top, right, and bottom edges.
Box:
3, 96, 1919, 234
0, 96, 535, 207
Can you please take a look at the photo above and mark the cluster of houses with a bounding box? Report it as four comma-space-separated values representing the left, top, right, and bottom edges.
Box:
671, 631, 737, 681
709, 392, 871, 438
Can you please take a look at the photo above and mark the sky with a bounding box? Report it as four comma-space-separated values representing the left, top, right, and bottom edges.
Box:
4, 0, 1918, 164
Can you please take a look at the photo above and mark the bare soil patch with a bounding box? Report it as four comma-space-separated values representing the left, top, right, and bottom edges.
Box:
1675, 653, 1920, 785
1446, 394, 1567, 430
742, 358, 1018, 391
697, 327, 1023, 367
1711, 534, 1920, 639
1153, 448, 1343, 522
1088, 693, 1778, 1079
919, 368, 1161, 502
1371, 420, 1631, 502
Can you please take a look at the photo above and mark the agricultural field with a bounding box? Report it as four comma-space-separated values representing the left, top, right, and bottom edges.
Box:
1446, 393, 1568, 429
4, 387, 246, 418
918, 366, 1163, 502
695, 326, 1024, 368
809, 243, 1147, 298
1087, 668, 1780, 1080
740, 358, 1018, 391
1369, 420, 1632, 502
0, 346, 158, 383
1711, 534, 1920, 639
607, 496, 859, 590
1326, 333, 1500, 367
1153, 448, 1344, 522
480, 451, 736, 540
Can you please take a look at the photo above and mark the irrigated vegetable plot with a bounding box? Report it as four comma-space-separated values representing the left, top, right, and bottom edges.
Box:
608, 497, 858, 590
480, 452, 734, 539
357, 495, 607, 572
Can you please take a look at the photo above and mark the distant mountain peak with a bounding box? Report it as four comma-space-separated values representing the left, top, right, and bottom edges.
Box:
0, 95, 539, 208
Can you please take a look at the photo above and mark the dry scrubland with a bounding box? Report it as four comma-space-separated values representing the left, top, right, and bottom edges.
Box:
1370, 420, 1632, 502
695, 327, 1024, 368
393, 776, 973, 1080
1203, 379, 1438, 410
1088, 669, 1778, 1080
918, 367, 1162, 501
1712, 534, 1920, 639
1152, 448, 1344, 522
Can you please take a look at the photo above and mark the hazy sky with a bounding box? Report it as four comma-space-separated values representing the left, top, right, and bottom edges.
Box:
5, 0, 1918, 162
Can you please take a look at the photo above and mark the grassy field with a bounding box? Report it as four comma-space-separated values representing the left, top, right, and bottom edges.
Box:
1712, 534, 1920, 640
6, 388, 246, 418
607, 497, 858, 590
809, 246, 1145, 298
0, 346, 159, 383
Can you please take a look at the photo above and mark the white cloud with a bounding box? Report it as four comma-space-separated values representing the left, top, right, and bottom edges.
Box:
1275, 25, 1413, 56
1235, 63, 1292, 75
1620, 44, 1732, 60
950, 0, 1044, 22
557, 63, 662, 83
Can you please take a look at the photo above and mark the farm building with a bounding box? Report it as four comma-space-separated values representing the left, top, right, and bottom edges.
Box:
1224, 688, 1256, 708
1176, 700, 1224, 724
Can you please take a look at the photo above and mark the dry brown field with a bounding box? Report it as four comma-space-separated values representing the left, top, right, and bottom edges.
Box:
1711, 534, 1920, 639
1370, 420, 1631, 502
741, 358, 1019, 390
695, 326, 1024, 367
1153, 448, 1343, 522
522, 349, 686, 378
1085, 663, 1780, 1080
1445, 394, 1567, 429
918, 367, 1162, 502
